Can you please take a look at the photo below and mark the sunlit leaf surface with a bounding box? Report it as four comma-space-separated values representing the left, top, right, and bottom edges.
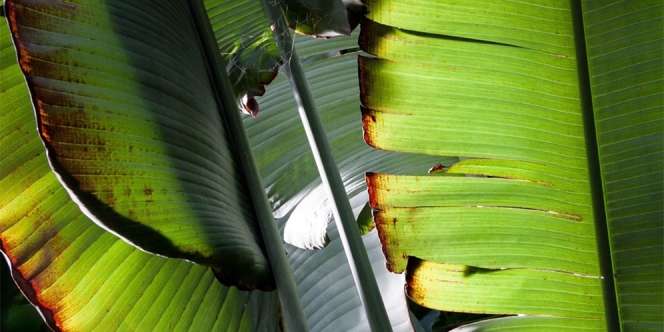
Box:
360, 0, 663, 330
0, 15, 279, 331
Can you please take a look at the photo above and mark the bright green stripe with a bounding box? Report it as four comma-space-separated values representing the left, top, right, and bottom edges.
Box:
370, 175, 593, 220
376, 206, 599, 275
364, 0, 577, 55
408, 261, 604, 320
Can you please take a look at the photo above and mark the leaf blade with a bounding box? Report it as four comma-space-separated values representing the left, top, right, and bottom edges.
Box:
5, 0, 271, 289
0, 17, 278, 331
582, 1, 664, 329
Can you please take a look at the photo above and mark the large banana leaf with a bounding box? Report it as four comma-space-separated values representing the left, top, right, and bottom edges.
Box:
1, 3, 435, 330
4, 0, 276, 289
0, 16, 280, 331
359, 0, 663, 330
3, 0, 374, 291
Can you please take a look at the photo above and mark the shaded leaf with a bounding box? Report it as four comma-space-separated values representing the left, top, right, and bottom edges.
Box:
582, 1, 664, 329
248, 32, 449, 250
289, 230, 414, 331
206, 0, 366, 116
246, 31, 443, 330
285, 0, 352, 37
205, 0, 281, 114
0, 18, 279, 331
6, 0, 271, 289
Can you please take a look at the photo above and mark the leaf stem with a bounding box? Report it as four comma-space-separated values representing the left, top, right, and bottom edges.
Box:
188, 1, 309, 331
260, 2, 393, 331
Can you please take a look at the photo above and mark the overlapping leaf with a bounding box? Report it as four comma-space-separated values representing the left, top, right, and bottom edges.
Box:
206, 0, 364, 117
205, 0, 280, 114
360, 0, 662, 330
248, 31, 448, 330
6, 0, 274, 289
249, 33, 448, 250
1, 17, 279, 331
2, 4, 438, 330
582, 1, 663, 329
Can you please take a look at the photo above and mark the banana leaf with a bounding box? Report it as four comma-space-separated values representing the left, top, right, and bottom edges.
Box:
359, 0, 663, 330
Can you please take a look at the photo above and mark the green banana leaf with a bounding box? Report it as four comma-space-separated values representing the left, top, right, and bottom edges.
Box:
250, 31, 450, 330
250, 33, 450, 250
0, 15, 280, 330
3, 0, 375, 291
359, 0, 663, 331
5, 0, 275, 289
1, 2, 437, 330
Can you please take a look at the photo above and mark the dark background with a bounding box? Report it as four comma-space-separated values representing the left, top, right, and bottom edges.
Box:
1, 261, 49, 332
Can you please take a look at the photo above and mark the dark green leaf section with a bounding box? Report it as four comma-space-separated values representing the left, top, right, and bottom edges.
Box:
582, 1, 664, 330
6, 0, 271, 289
0, 18, 278, 331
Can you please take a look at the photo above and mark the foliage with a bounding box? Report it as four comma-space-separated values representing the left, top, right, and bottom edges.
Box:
360, 0, 663, 331
1, 0, 661, 331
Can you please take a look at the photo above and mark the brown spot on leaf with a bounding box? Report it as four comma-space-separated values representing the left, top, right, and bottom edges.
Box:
428, 163, 446, 174
105, 192, 116, 207
143, 187, 154, 203
365, 172, 380, 209
361, 107, 378, 148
